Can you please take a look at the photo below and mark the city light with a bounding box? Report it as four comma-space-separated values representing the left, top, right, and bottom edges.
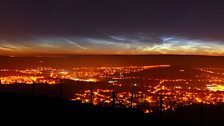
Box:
2, 65, 224, 112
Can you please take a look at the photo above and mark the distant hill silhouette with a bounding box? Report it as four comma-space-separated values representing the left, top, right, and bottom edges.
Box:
1, 55, 224, 69
124, 66, 200, 79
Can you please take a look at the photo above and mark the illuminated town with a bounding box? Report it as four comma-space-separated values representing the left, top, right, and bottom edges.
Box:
2, 0, 224, 125
1, 65, 224, 113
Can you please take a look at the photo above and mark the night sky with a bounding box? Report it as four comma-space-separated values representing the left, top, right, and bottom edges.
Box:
1, 0, 224, 55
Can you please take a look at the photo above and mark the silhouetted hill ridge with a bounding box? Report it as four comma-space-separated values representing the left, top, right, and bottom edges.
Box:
1, 92, 224, 126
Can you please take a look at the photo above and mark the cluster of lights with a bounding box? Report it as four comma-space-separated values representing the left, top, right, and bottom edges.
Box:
206, 84, 224, 92
0, 76, 58, 84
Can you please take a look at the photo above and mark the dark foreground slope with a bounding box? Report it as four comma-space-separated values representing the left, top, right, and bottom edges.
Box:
0, 92, 146, 126
1, 92, 224, 126
162, 104, 224, 126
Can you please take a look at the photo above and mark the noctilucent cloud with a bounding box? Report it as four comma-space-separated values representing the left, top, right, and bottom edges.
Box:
0, 0, 224, 55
